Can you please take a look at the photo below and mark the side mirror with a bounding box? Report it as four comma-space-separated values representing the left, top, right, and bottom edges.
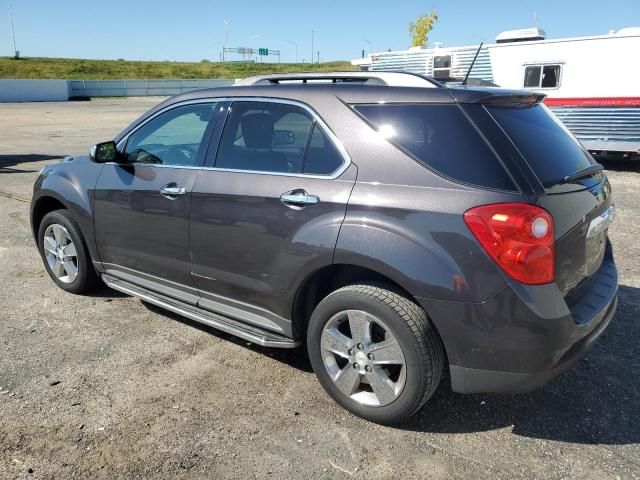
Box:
90, 141, 119, 163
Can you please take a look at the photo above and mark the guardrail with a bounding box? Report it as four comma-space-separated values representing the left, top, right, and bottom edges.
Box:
0, 79, 71, 102
0, 79, 236, 102
69, 79, 234, 97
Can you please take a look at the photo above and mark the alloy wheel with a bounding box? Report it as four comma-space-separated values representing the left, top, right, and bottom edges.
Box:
43, 223, 78, 284
320, 310, 407, 407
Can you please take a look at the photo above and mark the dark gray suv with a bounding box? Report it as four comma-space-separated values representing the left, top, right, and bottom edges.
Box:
31, 72, 618, 424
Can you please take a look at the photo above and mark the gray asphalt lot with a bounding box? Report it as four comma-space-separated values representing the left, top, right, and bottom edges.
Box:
0, 98, 639, 479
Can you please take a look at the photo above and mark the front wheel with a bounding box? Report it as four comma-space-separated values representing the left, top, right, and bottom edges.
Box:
307, 284, 444, 424
38, 209, 98, 294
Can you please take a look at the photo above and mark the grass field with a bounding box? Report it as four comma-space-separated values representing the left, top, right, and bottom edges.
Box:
0, 57, 355, 79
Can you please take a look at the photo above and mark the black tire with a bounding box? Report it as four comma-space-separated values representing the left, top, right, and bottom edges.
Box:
38, 209, 98, 294
307, 284, 444, 424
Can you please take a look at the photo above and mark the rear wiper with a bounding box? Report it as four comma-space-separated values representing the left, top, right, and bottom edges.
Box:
561, 163, 604, 184
545, 163, 604, 187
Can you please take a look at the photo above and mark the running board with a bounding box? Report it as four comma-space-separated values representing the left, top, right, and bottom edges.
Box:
102, 274, 301, 349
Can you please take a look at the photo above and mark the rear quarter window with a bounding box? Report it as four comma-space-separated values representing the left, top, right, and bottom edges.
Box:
353, 104, 516, 191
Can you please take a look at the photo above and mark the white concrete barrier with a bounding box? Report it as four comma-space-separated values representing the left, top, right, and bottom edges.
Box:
0, 80, 71, 102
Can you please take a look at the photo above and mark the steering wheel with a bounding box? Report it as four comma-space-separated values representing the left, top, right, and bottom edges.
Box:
165, 145, 197, 165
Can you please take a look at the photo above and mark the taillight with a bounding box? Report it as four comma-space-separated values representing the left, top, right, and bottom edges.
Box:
464, 203, 554, 285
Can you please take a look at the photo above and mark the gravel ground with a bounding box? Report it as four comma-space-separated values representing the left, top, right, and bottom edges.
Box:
0, 98, 639, 480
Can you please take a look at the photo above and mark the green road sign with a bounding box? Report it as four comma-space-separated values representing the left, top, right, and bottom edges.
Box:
259, 48, 269, 56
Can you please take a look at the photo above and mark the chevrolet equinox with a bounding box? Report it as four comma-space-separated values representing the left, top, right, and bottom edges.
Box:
31, 72, 618, 424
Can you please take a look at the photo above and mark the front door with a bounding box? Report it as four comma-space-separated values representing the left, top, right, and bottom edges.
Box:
189, 100, 356, 335
94, 101, 220, 301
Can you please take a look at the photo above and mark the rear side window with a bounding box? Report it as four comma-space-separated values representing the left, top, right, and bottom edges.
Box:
216, 101, 313, 174
215, 101, 345, 176
487, 104, 594, 187
353, 104, 516, 191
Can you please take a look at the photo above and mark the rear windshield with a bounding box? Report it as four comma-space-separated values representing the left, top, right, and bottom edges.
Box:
353, 104, 516, 191
486, 104, 595, 187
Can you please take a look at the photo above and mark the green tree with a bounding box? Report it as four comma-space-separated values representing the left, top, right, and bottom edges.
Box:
408, 8, 439, 48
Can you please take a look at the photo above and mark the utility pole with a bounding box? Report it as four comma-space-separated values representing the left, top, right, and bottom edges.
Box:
311, 30, 314, 64
317, 51, 319, 64
8, 0, 18, 59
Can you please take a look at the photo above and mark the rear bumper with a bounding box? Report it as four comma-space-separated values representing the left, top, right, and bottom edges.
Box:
418, 246, 618, 394
448, 294, 617, 393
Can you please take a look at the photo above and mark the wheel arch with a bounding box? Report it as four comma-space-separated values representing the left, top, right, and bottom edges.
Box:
30, 195, 67, 239
30, 188, 101, 267
291, 263, 421, 339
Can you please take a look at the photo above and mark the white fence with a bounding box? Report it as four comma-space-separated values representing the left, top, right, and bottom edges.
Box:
0, 79, 235, 102
0, 79, 70, 102
69, 79, 234, 97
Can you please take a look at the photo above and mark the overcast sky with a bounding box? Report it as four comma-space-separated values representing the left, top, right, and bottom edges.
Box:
2, 0, 639, 62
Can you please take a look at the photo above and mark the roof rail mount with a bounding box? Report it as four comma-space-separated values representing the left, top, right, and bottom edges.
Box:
234, 71, 441, 88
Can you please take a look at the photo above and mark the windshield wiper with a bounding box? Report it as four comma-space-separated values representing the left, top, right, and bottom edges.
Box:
561, 163, 604, 184
544, 163, 604, 187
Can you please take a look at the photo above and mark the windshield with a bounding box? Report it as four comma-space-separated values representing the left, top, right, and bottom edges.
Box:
486, 103, 598, 188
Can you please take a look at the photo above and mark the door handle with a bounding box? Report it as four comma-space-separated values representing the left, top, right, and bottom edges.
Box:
160, 184, 186, 199
280, 190, 320, 207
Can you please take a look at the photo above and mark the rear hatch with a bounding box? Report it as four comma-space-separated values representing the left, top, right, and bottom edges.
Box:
486, 102, 613, 295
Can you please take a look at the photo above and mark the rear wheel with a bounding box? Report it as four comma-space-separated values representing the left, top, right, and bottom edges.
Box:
307, 284, 444, 424
38, 210, 98, 294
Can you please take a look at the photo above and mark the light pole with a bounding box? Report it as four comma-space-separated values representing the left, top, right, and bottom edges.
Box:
363, 38, 372, 56
286, 40, 298, 63
8, 0, 18, 59
223, 19, 229, 61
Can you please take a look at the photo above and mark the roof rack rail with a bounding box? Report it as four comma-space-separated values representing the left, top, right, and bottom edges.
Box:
234, 71, 441, 88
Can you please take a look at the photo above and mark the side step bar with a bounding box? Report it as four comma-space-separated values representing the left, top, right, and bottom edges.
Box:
102, 274, 301, 349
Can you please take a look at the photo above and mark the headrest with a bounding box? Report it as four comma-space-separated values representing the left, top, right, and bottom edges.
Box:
241, 113, 274, 149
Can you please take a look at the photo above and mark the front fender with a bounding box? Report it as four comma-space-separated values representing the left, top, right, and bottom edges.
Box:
31, 157, 103, 264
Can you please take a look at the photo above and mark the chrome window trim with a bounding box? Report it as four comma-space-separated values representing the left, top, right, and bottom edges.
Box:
112, 96, 352, 180
101, 162, 203, 170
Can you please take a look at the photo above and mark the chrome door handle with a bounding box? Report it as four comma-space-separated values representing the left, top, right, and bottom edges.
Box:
160, 184, 186, 199
280, 191, 320, 207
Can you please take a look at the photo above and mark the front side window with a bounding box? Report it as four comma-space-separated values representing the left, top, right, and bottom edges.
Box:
124, 103, 217, 166
524, 65, 561, 89
354, 103, 516, 191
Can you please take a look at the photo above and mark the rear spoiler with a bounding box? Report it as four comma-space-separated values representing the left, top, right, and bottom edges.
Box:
449, 89, 546, 108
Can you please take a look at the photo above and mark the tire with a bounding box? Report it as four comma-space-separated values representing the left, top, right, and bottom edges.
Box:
307, 284, 444, 424
38, 209, 98, 294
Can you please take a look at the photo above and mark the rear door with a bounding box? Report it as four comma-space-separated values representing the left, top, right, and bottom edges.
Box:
485, 102, 613, 294
94, 101, 220, 300
189, 100, 356, 334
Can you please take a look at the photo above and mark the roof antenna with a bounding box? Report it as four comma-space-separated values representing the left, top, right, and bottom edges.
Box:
462, 42, 483, 86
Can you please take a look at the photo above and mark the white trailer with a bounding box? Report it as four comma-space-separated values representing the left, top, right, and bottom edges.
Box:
353, 27, 640, 156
